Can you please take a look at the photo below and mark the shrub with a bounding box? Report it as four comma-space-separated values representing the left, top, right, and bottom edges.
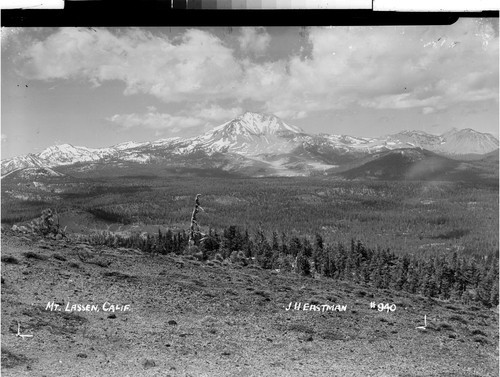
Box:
1, 256, 19, 264
89, 259, 111, 268
230, 250, 248, 265
448, 315, 468, 324
277, 255, 293, 272
52, 254, 67, 261
437, 322, 454, 331
193, 252, 204, 261
1, 347, 30, 369
473, 337, 488, 344
471, 329, 487, 337
30, 208, 66, 239
23, 252, 47, 260
355, 290, 367, 297
185, 245, 205, 261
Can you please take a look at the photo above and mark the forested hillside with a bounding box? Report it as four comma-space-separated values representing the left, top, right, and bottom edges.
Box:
73, 224, 499, 308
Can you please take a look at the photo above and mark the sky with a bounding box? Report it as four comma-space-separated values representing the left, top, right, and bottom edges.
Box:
1, 20, 498, 159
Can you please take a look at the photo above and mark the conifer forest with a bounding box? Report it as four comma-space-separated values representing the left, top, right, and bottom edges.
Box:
4, 174, 496, 308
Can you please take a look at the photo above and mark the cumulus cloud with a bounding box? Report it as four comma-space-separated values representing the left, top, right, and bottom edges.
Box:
191, 104, 243, 122
276, 20, 498, 114
15, 21, 498, 122
107, 111, 203, 133
422, 107, 436, 115
273, 109, 308, 120
108, 104, 244, 133
18, 28, 242, 103
360, 93, 443, 110
238, 27, 271, 56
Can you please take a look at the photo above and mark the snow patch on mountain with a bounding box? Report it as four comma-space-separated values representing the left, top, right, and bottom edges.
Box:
386, 128, 498, 155
38, 144, 115, 165
1, 112, 498, 177
113, 141, 150, 150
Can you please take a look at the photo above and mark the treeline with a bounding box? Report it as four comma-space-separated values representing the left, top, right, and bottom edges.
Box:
81, 225, 499, 308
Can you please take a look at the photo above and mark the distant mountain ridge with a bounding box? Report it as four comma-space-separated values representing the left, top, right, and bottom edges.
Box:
2, 112, 498, 178
386, 128, 499, 156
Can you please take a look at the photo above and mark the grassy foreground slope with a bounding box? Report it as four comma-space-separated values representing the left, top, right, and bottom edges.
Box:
1, 234, 498, 377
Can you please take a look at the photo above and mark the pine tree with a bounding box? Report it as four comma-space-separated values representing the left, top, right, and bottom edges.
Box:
439, 256, 454, 299
164, 229, 174, 254
303, 237, 313, 258
369, 252, 385, 289
219, 235, 231, 259
289, 237, 302, 258
490, 275, 499, 307
313, 233, 324, 274
315, 233, 324, 253
255, 229, 274, 269
335, 242, 347, 280
323, 246, 337, 278
478, 261, 498, 306
421, 260, 438, 297
392, 255, 409, 291
223, 225, 243, 253
271, 231, 280, 252
466, 259, 482, 289
404, 259, 420, 294
243, 230, 252, 258
450, 255, 465, 300
296, 250, 311, 276
280, 232, 289, 256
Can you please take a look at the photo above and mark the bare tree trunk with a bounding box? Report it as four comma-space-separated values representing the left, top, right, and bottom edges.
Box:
189, 194, 203, 246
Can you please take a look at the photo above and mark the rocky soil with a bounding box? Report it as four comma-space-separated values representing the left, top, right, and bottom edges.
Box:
1, 233, 498, 376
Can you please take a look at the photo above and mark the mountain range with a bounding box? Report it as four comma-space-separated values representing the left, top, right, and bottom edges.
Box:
1, 112, 498, 180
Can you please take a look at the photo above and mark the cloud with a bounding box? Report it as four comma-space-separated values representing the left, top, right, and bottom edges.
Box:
360, 93, 443, 110
422, 107, 436, 115
191, 104, 243, 122
238, 27, 271, 56
1, 134, 7, 142
273, 109, 308, 120
275, 20, 498, 114
18, 28, 243, 103
107, 111, 203, 133
15, 21, 498, 121
108, 104, 244, 133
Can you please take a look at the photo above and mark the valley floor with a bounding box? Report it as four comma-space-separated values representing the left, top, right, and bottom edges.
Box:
1, 234, 498, 377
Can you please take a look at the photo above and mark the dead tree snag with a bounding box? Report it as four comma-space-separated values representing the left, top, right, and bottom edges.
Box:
188, 194, 204, 246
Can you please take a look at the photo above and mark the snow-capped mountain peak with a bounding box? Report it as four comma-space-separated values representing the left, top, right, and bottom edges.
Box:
1, 111, 498, 178
209, 112, 303, 138
39, 143, 78, 156
438, 128, 499, 155
37, 143, 115, 165
188, 112, 306, 155
385, 130, 444, 148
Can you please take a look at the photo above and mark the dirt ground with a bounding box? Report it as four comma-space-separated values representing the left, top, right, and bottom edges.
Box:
1, 233, 498, 376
